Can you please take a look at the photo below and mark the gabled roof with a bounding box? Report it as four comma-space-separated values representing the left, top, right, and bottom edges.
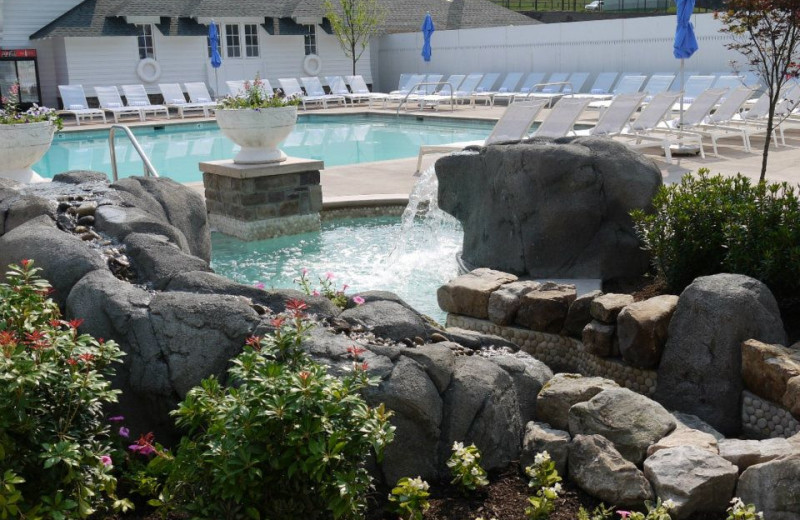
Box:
31, 0, 537, 40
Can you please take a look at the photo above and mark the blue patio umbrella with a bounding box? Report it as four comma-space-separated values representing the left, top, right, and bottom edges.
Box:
674, 0, 698, 127
421, 12, 435, 62
209, 21, 222, 96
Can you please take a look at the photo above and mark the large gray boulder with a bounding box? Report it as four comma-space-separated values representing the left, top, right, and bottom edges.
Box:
718, 438, 796, 472
569, 434, 653, 508
0, 217, 106, 306
654, 274, 787, 436
111, 176, 211, 262
436, 137, 661, 280
123, 232, 211, 289
440, 355, 522, 471
483, 351, 553, 423
339, 299, 432, 342
568, 387, 676, 465
95, 205, 192, 253
644, 446, 739, 519
736, 455, 800, 520
536, 373, 619, 431
0, 193, 57, 234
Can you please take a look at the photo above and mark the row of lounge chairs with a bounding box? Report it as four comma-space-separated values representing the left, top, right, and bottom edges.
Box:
58, 83, 217, 125
416, 80, 799, 173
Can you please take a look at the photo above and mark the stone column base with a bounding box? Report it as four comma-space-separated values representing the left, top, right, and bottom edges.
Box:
208, 212, 320, 241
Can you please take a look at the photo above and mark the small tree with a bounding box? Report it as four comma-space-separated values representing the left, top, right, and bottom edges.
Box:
716, 1, 800, 181
324, 0, 386, 76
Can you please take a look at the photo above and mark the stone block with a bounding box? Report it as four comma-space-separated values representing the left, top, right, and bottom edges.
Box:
563, 289, 603, 337
520, 421, 571, 477
590, 293, 634, 323
719, 438, 794, 472
437, 268, 518, 319
742, 339, 800, 405
487, 280, 541, 326
515, 282, 576, 333
582, 320, 616, 357
536, 373, 619, 431
618, 295, 679, 369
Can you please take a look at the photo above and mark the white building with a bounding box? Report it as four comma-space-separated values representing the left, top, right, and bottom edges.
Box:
0, 0, 536, 107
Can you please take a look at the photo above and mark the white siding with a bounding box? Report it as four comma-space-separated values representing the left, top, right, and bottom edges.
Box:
1, 0, 83, 48
376, 14, 740, 92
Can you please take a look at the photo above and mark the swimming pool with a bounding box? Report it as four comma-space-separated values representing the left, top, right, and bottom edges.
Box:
34, 115, 494, 183
211, 214, 463, 324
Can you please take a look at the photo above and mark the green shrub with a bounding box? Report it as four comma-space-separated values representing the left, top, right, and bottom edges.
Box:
524, 451, 563, 520
158, 300, 395, 519
631, 170, 800, 298
0, 261, 129, 518
387, 476, 431, 520
447, 442, 489, 491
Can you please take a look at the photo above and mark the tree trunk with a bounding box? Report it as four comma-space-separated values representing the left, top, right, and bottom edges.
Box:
351, 42, 357, 76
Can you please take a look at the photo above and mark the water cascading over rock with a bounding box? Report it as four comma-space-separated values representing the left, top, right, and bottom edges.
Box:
435, 137, 663, 281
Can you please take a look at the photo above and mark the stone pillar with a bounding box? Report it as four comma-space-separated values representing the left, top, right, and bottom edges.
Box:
200, 157, 323, 241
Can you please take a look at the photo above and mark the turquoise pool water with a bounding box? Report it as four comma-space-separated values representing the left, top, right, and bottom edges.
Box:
210, 215, 463, 324
35, 115, 493, 183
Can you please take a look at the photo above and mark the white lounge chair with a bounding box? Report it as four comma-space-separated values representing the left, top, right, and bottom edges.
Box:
472, 72, 523, 106
120, 84, 170, 120
184, 82, 217, 106
94, 86, 145, 123
279, 78, 327, 109
587, 75, 646, 108
577, 92, 647, 137
57, 85, 106, 125
474, 72, 500, 94
419, 74, 468, 110
300, 77, 346, 107
571, 72, 620, 99
326, 76, 356, 106
415, 99, 548, 173
158, 83, 212, 118
686, 86, 757, 155
673, 75, 716, 108
494, 72, 548, 104
531, 96, 591, 138
564, 72, 590, 94
641, 74, 676, 102
520, 72, 570, 106
384, 74, 427, 107
614, 91, 687, 163
344, 75, 389, 107
226, 80, 246, 97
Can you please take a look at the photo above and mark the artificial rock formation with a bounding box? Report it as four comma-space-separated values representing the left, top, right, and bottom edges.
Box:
436, 137, 662, 281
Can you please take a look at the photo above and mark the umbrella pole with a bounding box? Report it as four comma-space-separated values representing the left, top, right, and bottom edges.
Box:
214, 68, 219, 100
679, 58, 685, 128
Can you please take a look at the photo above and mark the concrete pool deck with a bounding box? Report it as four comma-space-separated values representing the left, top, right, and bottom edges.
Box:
64, 103, 800, 204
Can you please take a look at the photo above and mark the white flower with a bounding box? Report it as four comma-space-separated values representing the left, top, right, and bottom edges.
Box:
730, 497, 745, 508
662, 499, 676, 510
533, 451, 551, 466
452, 441, 464, 452
408, 476, 429, 491
470, 466, 481, 476
551, 482, 563, 495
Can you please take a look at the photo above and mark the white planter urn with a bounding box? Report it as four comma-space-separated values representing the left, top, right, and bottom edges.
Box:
0, 121, 55, 183
216, 106, 298, 164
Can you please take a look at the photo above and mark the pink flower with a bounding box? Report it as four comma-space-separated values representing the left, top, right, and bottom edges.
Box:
618, 512, 631, 519
353, 295, 365, 305
342, 284, 349, 291
109, 415, 125, 422
254, 281, 265, 290
312, 290, 320, 296
302, 267, 309, 275
119, 426, 130, 438
100, 455, 112, 466
325, 272, 334, 280
129, 444, 155, 456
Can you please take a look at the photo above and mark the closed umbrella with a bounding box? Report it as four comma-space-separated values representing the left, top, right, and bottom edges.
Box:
209, 21, 222, 97
421, 12, 435, 63
674, 0, 698, 128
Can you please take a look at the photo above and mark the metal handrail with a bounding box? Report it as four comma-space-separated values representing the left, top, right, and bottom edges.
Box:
397, 81, 455, 114
108, 124, 160, 181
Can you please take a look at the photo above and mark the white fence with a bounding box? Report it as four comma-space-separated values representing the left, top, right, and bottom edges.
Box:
374, 13, 741, 92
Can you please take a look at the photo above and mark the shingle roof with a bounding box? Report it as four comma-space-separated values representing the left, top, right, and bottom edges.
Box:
31, 0, 537, 40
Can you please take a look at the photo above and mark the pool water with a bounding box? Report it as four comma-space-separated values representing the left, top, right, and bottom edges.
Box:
35, 115, 493, 183
210, 215, 463, 324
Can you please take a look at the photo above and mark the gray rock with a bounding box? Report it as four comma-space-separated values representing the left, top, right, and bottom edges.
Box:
488, 280, 541, 326
569, 434, 653, 508
737, 454, 800, 520
367, 356, 443, 483
537, 373, 619, 431
655, 274, 787, 436
436, 137, 661, 280
437, 268, 518, 319
618, 295, 679, 369
340, 300, 430, 342
441, 355, 522, 471
441, 327, 520, 351
672, 412, 725, 441
95, 205, 192, 253
563, 289, 603, 337
582, 320, 616, 357
164, 271, 340, 318
644, 446, 739, 519
1, 194, 57, 234
0, 218, 106, 307
401, 343, 456, 393
647, 428, 719, 457
485, 351, 553, 423
123, 233, 211, 289
515, 282, 577, 333
52, 170, 109, 184
590, 293, 634, 323
718, 438, 795, 472
521, 422, 571, 477
111, 176, 211, 262
568, 387, 676, 464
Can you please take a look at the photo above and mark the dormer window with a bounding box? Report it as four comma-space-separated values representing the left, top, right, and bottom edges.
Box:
304, 25, 316, 55
137, 24, 155, 59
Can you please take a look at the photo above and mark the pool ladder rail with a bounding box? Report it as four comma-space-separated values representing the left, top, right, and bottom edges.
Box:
108, 124, 160, 181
